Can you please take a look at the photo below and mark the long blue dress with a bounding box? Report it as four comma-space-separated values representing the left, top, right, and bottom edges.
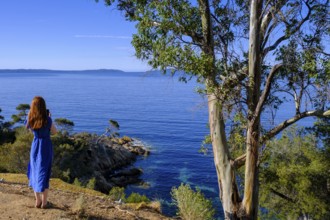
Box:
27, 117, 53, 192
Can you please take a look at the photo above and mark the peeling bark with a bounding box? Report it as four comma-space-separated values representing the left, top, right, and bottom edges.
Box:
242, 0, 263, 219
208, 94, 241, 219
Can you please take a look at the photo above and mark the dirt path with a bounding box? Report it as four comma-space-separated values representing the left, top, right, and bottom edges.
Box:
0, 181, 173, 220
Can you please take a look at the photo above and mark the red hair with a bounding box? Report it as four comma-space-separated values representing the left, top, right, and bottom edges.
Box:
27, 96, 48, 129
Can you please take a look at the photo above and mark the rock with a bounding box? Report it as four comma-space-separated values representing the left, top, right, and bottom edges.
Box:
109, 168, 143, 187
137, 181, 151, 189
54, 133, 149, 194
111, 168, 143, 177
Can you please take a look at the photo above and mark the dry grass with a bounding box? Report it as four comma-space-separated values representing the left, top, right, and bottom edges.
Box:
0, 173, 103, 196
0, 173, 173, 220
0, 173, 27, 184
72, 195, 86, 216
126, 201, 162, 213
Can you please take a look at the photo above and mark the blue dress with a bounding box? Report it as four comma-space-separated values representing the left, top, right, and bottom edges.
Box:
27, 117, 53, 192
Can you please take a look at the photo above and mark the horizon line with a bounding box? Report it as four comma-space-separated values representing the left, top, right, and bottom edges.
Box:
0, 68, 153, 73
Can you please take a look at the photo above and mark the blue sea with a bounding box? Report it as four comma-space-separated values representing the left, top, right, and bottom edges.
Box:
0, 70, 315, 218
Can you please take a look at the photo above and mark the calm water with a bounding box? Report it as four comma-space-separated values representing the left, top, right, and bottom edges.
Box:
0, 71, 222, 217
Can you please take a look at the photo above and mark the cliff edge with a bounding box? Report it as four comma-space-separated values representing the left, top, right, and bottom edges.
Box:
0, 174, 173, 220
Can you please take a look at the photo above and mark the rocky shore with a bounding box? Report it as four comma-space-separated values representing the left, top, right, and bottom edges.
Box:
53, 133, 150, 194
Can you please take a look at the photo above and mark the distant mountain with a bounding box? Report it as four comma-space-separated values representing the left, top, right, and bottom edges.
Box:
0, 69, 125, 73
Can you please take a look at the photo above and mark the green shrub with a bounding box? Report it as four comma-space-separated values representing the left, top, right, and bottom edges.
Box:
171, 183, 215, 220
0, 126, 32, 173
61, 169, 71, 182
109, 187, 126, 201
126, 192, 150, 203
73, 178, 82, 187
86, 177, 96, 190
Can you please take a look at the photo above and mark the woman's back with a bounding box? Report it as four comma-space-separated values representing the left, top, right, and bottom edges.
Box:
30, 117, 52, 139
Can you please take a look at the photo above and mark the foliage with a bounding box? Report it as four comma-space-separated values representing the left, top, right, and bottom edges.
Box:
307, 117, 330, 147
259, 126, 330, 219
11, 104, 30, 125
108, 119, 120, 137
0, 108, 4, 126
0, 126, 33, 173
199, 134, 211, 155
126, 192, 150, 204
51, 132, 95, 181
0, 108, 15, 145
108, 187, 150, 204
73, 178, 83, 187
109, 119, 119, 130
86, 177, 96, 190
108, 186, 126, 201
54, 118, 75, 134
171, 183, 215, 220
96, 119, 120, 144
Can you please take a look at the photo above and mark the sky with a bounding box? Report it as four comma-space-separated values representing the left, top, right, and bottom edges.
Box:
0, 0, 149, 71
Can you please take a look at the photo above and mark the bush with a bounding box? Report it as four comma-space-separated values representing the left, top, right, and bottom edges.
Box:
126, 192, 150, 203
73, 178, 82, 187
171, 183, 215, 220
86, 177, 96, 189
0, 126, 33, 173
109, 187, 126, 201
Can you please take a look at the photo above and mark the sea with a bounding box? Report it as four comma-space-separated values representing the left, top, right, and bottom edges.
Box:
0, 70, 316, 219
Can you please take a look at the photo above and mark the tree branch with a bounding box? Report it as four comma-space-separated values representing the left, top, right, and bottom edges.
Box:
263, 1, 314, 56
260, 1, 286, 43
261, 22, 276, 50
261, 110, 330, 144
252, 63, 282, 125
270, 188, 295, 203
231, 154, 247, 169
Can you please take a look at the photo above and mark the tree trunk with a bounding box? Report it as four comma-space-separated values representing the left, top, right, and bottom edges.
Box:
242, 124, 260, 219
199, 0, 242, 218
242, 0, 263, 219
208, 93, 241, 219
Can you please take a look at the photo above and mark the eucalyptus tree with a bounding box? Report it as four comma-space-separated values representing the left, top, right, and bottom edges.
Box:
100, 0, 330, 219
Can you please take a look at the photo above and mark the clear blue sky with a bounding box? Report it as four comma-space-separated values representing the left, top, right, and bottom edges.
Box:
0, 0, 149, 71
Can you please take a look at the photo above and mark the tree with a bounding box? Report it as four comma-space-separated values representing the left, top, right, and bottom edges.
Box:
96, 119, 120, 144
54, 118, 75, 134
0, 108, 15, 144
259, 126, 330, 219
11, 104, 30, 125
0, 126, 33, 173
100, 0, 330, 219
0, 108, 4, 125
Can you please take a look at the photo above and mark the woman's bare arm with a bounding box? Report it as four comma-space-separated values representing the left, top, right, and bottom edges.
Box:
50, 123, 57, 135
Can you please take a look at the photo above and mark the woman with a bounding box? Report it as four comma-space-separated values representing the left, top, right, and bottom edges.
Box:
26, 96, 57, 208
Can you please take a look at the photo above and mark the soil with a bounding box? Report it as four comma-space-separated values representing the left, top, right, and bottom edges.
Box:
0, 181, 173, 220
